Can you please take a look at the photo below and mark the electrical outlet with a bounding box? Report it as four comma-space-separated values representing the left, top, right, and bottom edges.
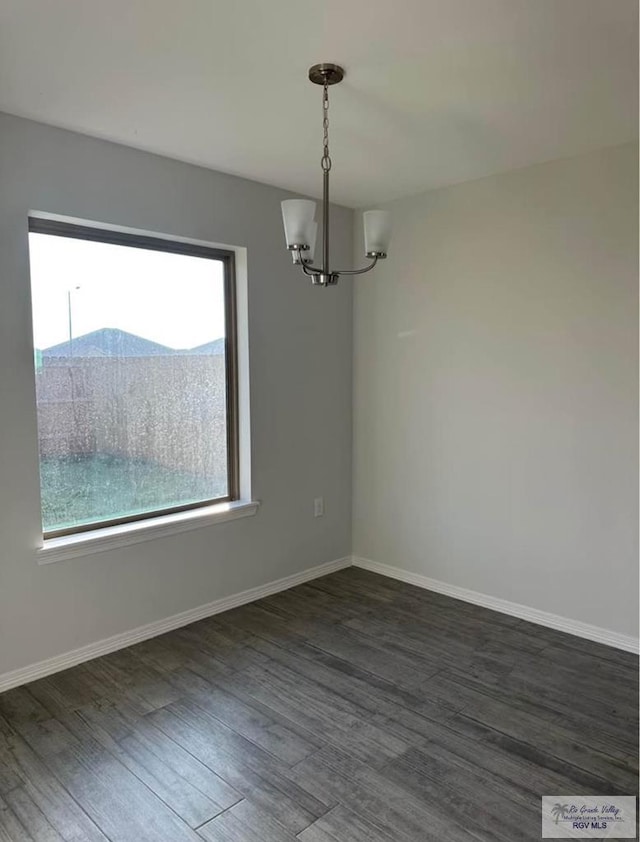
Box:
313, 497, 324, 517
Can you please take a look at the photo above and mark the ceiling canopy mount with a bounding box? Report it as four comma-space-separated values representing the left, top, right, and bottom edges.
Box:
308, 63, 345, 86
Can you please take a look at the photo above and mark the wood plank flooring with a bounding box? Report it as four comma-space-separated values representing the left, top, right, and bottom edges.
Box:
0, 567, 637, 841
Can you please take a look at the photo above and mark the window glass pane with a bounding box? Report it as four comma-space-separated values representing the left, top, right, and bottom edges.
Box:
29, 230, 230, 534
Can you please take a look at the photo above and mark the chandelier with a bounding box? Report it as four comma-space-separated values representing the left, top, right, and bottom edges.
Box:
281, 63, 391, 287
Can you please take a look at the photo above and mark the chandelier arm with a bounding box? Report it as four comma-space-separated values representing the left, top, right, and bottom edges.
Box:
333, 256, 379, 276
297, 255, 322, 276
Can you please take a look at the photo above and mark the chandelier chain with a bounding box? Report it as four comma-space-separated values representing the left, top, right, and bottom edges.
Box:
321, 82, 331, 172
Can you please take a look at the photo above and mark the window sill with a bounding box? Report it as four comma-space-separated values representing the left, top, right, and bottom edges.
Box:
37, 500, 260, 565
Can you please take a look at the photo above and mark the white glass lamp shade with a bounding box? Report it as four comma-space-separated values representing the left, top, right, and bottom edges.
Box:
304, 221, 318, 263
363, 210, 391, 256
281, 199, 316, 248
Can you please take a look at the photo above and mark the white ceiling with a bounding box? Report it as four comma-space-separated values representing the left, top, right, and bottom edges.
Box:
0, 0, 637, 207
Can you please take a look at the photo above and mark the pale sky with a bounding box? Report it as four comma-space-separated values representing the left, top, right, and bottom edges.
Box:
29, 233, 226, 350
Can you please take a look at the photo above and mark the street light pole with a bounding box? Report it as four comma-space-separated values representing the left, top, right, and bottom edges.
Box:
67, 290, 73, 359
67, 285, 80, 358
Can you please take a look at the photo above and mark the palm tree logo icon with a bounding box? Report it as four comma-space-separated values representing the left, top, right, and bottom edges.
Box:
551, 804, 569, 825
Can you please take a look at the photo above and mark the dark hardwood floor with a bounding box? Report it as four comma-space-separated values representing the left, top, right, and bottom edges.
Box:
0, 567, 637, 841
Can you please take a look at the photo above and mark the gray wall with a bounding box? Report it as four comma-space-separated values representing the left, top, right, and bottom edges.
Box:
0, 112, 353, 676
353, 143, 638, 638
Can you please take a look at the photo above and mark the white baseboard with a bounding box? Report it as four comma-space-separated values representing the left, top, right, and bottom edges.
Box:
3, 553, 635, 693
0, 556, 352, 693
353, 557, 639, 654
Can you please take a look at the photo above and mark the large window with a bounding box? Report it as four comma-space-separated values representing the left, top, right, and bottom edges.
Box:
28, 218, 238, 537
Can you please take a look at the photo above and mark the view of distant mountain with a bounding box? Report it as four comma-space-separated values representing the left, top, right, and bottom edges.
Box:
41, 328, 225, 358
